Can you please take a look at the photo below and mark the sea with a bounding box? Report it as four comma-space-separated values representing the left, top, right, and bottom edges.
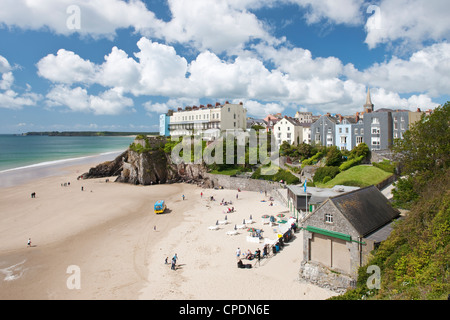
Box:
0, 135, 136, 187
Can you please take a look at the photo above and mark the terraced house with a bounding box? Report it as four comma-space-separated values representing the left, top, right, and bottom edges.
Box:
160, 102, 247, 139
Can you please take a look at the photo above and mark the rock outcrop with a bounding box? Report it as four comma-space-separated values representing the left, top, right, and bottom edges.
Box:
81, 136, 214, 187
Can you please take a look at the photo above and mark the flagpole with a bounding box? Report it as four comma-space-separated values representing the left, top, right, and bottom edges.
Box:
304, 178, 308, 220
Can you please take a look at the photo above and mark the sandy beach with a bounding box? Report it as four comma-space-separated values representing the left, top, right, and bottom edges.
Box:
0, 158, 337, 300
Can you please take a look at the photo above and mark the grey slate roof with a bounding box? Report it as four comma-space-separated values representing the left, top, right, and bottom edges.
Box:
329, 185, 400, 237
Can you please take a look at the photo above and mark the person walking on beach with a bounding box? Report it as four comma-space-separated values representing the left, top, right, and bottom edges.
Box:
171, 253, 178, 270
254, 248, 261, 267
27, 238, 31, 247
236, 247, 241, 260
182, 194, 185, 200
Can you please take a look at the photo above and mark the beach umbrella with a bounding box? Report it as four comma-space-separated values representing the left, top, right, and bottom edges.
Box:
277, 213, 285, 218
247, 227, 256, 232
216, 220, 218, 225
278, 219, 288, 224
234, 224, 237, 230
261, 214, 270, 218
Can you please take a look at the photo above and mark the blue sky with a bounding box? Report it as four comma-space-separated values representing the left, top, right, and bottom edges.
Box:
0, 0, 449, 134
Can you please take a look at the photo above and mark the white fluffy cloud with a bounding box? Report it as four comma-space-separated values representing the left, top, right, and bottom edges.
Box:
36, 36, 444, 117
345, 42, 450, 97
158, 0, 275, 52
0, 0, 161, 39
0, 0, 274, 54
144, 98, 200, 114
37, 49, 97, 84
289, 0, 364, 25
45, 85, 133, 115
365, 0, 450, 49
0, 55, 41, 109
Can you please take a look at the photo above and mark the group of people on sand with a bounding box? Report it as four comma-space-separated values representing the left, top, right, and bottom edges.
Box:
236, 247, 265, 268
220, 199, 233, 206
165, 253, 178, 270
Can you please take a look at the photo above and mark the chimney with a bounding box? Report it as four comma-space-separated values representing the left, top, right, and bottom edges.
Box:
416, 108, 421, 112
355, 112, 360, 122
216, 102, 221, 107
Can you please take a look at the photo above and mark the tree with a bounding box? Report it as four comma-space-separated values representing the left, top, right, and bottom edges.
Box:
325, 146, 343, 167
391, 102, 450, 208
297, 143, 313, 160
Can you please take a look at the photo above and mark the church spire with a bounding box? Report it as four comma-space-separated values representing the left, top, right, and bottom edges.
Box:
364, 87, 374, 113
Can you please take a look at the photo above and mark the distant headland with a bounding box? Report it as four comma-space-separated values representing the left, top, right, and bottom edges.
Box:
22, 131, 159, 137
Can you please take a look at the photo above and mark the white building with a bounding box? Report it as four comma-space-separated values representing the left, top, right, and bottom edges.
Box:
274, 116, 304, 147
165, 102, 247, 138
294, 111, 313, 123
302, 123, 312, 144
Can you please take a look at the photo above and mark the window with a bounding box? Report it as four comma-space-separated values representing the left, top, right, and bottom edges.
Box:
371, 137, 380, 145
356, 136, 363, 144
372, 127, 380, 134
325, 213, 333, 223
339, 128, 342, 133
372, 117, 379, 124
354, 128, 358, 134
287, 133, 291, 139
345, 127, 349, 134
361, 128, 364, 134
287, 127, 290, 131
234, 114, 236, 119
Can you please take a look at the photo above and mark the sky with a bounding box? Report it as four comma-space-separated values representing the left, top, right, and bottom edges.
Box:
0, 0, 449, 134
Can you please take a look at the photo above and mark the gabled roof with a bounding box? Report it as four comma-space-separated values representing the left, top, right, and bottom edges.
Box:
329, 185, 400, 237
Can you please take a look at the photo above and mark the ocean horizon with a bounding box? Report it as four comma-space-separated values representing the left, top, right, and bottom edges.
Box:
0, 135, 135, 187
0, 134, 135, 173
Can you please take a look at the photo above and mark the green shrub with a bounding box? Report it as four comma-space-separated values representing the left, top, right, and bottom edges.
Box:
339, 155, 364, 171
322, 176, 332, 183
302, 151, 325, 167
251, 166, 299, 185
313, 166, 340, 183
372, 159, 396, 174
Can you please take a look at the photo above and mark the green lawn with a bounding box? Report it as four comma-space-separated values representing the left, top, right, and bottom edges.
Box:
316, 165, 393, 188
209, 168, 242, 175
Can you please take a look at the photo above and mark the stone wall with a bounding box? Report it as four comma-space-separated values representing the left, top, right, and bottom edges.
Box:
298, 261, 356, 293
204, 173, 282, 193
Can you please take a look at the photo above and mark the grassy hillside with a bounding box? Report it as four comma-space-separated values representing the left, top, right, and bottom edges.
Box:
332, 169, 450, 300
315, 165, 393, 188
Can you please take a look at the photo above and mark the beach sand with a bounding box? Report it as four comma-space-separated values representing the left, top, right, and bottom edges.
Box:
0, 161, 337, 300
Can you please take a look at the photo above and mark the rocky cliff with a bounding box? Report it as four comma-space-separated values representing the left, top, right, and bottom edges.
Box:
81, 136, 213, 187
